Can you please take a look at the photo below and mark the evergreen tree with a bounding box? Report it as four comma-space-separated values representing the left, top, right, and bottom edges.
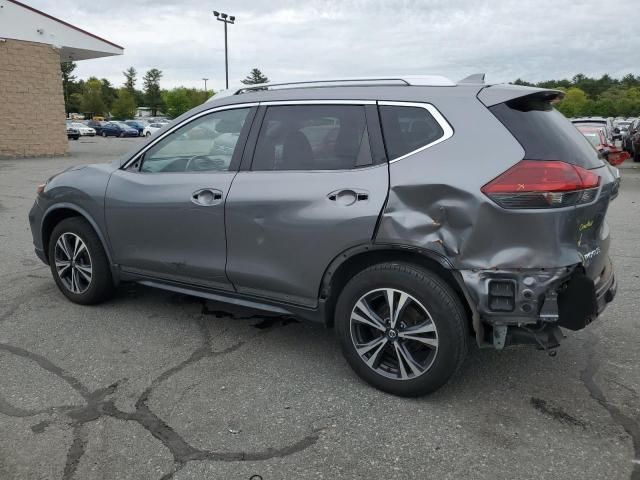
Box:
61, 62, 77, 114
241, 68, 269, 85
143, 68, 163, 116
123, 67, 137, 93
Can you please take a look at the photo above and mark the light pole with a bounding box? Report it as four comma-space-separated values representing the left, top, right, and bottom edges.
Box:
202, 78, 209, 91
213, 10, 235, 89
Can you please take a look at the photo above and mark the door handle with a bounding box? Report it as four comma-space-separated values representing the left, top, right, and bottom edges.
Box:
192, 188, 223, 206
327, 189, 369, 206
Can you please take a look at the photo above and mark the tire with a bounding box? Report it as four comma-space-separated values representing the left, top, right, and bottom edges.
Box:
102, 131, 106, 137
335, 262, 468, 397
145, 132, 151, 137
634, 147, 640, 163
48, 217, 115, 305
119, 132, 124, 138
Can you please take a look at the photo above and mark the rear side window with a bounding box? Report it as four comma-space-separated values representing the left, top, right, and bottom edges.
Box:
490, 94, 604, 169
252, 104, 371, 171
378, 105, 445, 160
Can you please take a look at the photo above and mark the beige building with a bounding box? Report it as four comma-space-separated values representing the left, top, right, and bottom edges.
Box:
0, 0, 123, 158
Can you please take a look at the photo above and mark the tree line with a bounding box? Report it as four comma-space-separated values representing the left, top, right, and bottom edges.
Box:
513, 73, 640, 118
61, 63, 269, 120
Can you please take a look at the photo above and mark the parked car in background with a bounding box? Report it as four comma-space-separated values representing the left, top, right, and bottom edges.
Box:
124, 120, 148, 136
142, 122, 164, 137
29, 76, 619, 396
614, 119, 632, 143
66, 125, 80, 140
622, 118, 638, 152
571, 117, 614, 143
86, 120, 106, 135
627, 118, 640, 162
100, 122, 139, 138
66, 121, 96, 137
577, 125, 629, 166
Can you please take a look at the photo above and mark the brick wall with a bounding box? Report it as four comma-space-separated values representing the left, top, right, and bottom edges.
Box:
0, 39, 68, 158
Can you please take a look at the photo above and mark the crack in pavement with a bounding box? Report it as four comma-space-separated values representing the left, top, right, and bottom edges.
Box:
0, 313, 320, 480
580, 331, 640, 480
0, 282, 54, 323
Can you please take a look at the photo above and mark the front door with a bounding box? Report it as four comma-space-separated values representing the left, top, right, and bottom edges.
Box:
105, 106, 255, 289
225, 103, 389, 306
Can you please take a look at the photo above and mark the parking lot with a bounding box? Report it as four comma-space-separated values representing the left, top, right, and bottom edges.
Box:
0, 137, 638, 480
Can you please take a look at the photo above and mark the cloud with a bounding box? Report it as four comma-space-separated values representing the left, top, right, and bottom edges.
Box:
28, 0, 640, 90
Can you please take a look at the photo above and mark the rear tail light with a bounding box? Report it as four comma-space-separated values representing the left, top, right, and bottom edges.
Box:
481, 160, 600, 209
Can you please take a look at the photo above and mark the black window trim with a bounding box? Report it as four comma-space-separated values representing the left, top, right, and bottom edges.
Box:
377, 101, 454, 163
244, 100, 380, 173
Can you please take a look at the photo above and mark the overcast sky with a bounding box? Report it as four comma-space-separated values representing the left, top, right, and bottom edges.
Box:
28, 0, 640, 91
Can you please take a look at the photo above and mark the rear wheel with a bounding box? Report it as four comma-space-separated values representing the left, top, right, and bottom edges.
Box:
335, 262, 468, 397
48, 217, 114, 305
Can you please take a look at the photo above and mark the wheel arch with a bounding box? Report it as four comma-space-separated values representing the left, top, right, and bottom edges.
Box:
41, 204, 114, 268
319, 244, 475, 333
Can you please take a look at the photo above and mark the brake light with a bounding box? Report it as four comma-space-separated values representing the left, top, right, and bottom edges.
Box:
481, 160, 600, 209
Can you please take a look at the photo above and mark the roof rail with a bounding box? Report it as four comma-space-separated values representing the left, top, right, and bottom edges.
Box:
208, 75, 456, 102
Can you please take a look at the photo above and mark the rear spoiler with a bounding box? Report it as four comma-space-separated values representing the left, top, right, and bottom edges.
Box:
478, 84, 564, 107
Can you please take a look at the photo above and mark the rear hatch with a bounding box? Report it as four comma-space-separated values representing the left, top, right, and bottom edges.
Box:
479, 89, 619, 282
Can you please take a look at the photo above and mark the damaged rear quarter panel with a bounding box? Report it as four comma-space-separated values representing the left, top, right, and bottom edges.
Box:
375, 91, 615, 274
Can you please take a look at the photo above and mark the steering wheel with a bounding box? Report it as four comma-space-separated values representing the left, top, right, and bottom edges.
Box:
185, 155, 226, 172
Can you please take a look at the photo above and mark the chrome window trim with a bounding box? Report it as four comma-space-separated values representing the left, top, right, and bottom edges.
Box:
378, 101, 454, 163
121, 102, 259, 170
260, 100, 376, 106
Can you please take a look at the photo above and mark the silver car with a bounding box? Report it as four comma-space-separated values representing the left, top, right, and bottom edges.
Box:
29, 75, 619, 396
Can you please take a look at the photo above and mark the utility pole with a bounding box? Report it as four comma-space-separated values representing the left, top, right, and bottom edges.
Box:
202, 78, 209, 91
213, 11, 235, 89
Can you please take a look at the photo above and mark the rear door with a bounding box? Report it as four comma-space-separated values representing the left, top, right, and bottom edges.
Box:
225, 102, 388, 307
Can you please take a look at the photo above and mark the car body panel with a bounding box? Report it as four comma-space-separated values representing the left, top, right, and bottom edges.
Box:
226, 164, 389, 307
104, 169, 235, 291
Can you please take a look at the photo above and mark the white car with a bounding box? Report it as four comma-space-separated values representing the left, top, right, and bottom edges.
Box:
67, 122, 96, 136
142, 122, 165, 137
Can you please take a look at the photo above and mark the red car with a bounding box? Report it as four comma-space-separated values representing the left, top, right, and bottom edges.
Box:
577, 126, 629, 166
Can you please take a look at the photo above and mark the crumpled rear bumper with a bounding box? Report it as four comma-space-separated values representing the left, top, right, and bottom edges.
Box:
458, 256, 617, 348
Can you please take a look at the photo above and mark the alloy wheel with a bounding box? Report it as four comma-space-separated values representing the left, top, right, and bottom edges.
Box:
54, 232, 93, 294
350, 288, 439, 380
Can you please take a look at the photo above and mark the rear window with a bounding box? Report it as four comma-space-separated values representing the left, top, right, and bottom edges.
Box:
490, 94, 604, 169
378, 105, 445, 160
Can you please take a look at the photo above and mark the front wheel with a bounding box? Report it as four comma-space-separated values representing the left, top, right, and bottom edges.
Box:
101, 131, 106, 137
48, 217, 115, 305
145, 132, 151, 137
335, 262, 468, 397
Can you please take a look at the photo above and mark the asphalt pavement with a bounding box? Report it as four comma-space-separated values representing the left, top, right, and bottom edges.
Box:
0, 136, 638, 480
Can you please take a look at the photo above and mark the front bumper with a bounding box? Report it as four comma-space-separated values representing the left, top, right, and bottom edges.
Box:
28, 200, 48, 265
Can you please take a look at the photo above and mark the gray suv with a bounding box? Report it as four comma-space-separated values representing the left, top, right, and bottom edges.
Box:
29, 75, 619, 396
